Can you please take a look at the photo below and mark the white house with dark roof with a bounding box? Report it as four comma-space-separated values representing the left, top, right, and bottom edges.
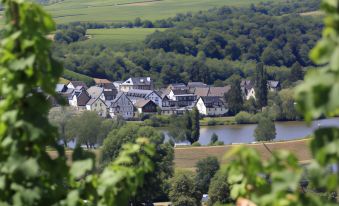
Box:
67, 81, 88, 90
108, 92, 134, 119
120, 77, 153, 92
86, 97, 108, 117
196, 96, 228, 116
126, 89, 162, 107
69, 87, 91, 110
168, 88, 197, 107
134, 99, 157, 114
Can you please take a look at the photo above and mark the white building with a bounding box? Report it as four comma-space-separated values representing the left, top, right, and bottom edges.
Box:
120, 77, 153, 92
196, 96, 228, 116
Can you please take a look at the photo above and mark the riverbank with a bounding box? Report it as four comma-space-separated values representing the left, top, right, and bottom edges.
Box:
48, 138, 311, 170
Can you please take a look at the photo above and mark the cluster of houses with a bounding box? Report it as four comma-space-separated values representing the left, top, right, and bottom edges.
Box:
54, 77, 280, 119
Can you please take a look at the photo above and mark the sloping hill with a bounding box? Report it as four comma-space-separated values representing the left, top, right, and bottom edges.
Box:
44, 0, 279, 24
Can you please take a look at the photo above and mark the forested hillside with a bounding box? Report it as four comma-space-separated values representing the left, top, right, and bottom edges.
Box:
52, 0, 321, 87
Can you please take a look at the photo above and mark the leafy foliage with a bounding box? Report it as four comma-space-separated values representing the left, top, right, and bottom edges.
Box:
254, 115, 276, 142
102, 124, 174, 204
223, 1, 339, 205
169, 171, 201, 206
0, 1, 155, 206
207, 171, 232, 206
195, 156, 220, 194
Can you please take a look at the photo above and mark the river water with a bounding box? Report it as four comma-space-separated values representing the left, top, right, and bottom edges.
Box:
163, 118, 339, 145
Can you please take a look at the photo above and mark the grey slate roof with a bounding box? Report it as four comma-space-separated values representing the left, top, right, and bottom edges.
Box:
122, 77, 152, 86
87, 86, 104, 99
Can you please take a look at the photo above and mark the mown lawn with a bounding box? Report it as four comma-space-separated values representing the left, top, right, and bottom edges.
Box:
86, 28, 166, 44
44, 0, 282, 24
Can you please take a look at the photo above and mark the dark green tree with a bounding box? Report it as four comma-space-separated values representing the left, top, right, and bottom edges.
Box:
190, 107, 200, 144
210, 133, 219, 145
195, 156, 220, 194
207, 171, 232, 206
225, 75, 243, 115
169, 171, 201, 206
102, 124, 174, 204
289, 62, 304, 82
254, 62, 268, 109
254, 115, 276, 141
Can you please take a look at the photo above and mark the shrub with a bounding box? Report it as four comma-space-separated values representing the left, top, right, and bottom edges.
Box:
207, 119, 217, 126
192, 141, 201, 147
235, 111, 253, 124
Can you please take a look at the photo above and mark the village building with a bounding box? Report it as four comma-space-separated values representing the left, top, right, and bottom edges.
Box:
108, 92, 134, 119
134, 99, 158, 114
87, 86, 104, 99
68, 87, 91, 110
67, 81, 88, 90
268, 80, 281, 92
113, 81, 123, 91
55, 84, 68, 93
120, 77, 153, 92
208, 86, 231, 98
168, 88, 197, 107
126, 89, 162, 107
241, 80, 256, 100
196, 96, 228, 116
86, 97, 108, 117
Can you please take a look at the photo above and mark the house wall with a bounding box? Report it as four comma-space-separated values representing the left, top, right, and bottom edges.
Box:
69, 95, 77, 107
146, 92, 162, 107
196, 98, 207, 115
86, 98, 107, 117
206, 107, 228, 116
246, 88, 256, 100
109, 95, 134, 119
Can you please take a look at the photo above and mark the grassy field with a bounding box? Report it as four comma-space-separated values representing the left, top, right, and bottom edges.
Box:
175, 138, 311, 170
200, 116, 236, 126
49, 138, 311, 170
44, 0, 280, 24
86, 28, 166, 44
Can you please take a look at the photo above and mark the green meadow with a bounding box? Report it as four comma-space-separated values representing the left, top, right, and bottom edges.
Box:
45, 0, 277, 24
86, 28, 166, 44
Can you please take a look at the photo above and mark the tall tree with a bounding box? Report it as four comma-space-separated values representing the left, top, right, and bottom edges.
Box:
254, 115, 276, 141
169, 171, 201, 206
289, 62, 304, 82
225, 75, 243, 115
207, 171, 231, 206
190, 107, 200, 144
68, 111, 103, 148
48, 106, 77, 147
254, 62, 268, 109
195, 156, 220, 194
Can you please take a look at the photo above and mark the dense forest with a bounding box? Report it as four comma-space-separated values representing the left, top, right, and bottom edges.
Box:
52, 0, 322, 87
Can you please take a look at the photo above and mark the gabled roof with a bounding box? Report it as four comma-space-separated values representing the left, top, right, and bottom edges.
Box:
76, 91, 91, 106
102, 83, 116, 90
55, 84, 67, 93
194, 87, 210, 97
68, 81, 88, 89
86, 96, 106, 106
94, 78, 112, 84
172, 89, 193, 95
134, 99, 155, 108
121, 77, 152, 86
208, 86, 231, 97
241, 80, 254, 90
267, 80, 280, 88
110, 92, 132, 108
187, 82, 208, 88
87, 86, 104, 99
103, 90, 117, 99
199, 96, 224, 108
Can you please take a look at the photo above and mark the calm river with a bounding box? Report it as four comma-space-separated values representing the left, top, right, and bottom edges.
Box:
163, 118, 339, 145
